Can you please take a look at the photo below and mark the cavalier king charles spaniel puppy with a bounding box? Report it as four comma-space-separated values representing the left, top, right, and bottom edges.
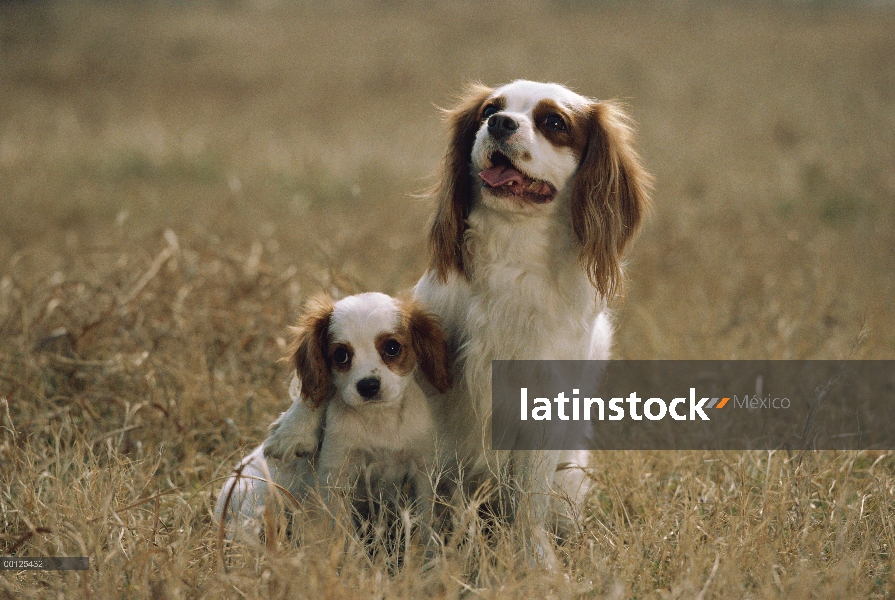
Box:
219, 293, 452, 540
412, 80, 651, 559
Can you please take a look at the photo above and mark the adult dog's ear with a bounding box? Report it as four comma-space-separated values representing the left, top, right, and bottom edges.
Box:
405, 300, 453, 393
428, 82, 494, 282
285, 294, 334, 408
571, 101, 652, 299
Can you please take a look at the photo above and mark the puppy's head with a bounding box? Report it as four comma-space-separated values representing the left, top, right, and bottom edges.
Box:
429, 79, 652, 297
287, 293, 452, 409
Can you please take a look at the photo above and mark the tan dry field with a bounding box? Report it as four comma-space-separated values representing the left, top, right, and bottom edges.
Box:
1, 1, 895, 598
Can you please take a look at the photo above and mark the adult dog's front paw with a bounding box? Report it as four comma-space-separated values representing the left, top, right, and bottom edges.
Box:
262, 399, 323, 460
263, 423, 318, 460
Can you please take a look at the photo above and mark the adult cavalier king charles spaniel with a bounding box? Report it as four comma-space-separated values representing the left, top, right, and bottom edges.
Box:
412, 80, 651, 558
257, 80, 650, 562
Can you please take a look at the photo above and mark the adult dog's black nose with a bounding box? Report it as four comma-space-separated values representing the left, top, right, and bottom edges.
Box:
356, 377, 381, 399
487, 114, 519, 139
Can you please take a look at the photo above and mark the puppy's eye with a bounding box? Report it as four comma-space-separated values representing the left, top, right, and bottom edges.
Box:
482, 105, 499, 120
383, 339, 402, 357
333, 347, 350, 365
544, 114, 567, 131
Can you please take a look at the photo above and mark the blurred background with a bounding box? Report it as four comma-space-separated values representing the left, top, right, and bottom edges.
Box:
1, 2, 894, 595
2, 0, 893, 360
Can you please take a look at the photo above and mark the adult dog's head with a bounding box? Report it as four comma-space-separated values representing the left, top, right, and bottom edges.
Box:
429, 80, 651, 298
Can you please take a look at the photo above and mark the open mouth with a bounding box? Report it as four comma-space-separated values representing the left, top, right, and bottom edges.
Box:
478, 152, 556, 204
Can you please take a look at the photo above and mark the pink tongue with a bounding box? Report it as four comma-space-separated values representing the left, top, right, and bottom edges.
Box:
479, 165, 525, 188
478, 165, 552, 200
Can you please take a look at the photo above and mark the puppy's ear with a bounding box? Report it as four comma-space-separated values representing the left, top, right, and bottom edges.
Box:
428, 82, 494, 282
571, 101, 652, 299
405, 300, 453, 393
285, 294, 334, 408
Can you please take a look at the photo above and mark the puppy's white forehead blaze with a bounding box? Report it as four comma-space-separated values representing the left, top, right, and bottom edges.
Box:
329, 292, 400, 343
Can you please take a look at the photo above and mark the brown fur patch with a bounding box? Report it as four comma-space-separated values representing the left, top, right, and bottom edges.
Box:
479, 96, 506, 120
533, 99, 587, 153
428, 82, 494, 282
399, 298, 452, 393
375, 331, 414, 376
570, 101, 653, 298
284, 293, 334, 408
330, 342, 354, 373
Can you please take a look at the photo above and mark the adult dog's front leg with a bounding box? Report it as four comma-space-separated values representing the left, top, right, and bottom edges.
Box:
512, 450, 564, 568
410, 465, 444, 564
263, 392, 324, 460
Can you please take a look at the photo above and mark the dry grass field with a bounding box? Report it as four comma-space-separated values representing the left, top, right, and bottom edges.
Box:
2, 1, 895, 597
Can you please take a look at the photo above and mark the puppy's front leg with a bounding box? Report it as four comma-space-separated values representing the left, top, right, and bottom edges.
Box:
316, 442, 362, 540
264, 374, 325, 460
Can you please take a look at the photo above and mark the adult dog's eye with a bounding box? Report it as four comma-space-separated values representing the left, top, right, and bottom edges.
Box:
383, 339, 402, 357
544, 114, 567, 131
482, 105, 499, 120
333, 347, 350, 365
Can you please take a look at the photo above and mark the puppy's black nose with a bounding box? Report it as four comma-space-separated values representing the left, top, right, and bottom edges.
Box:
487, 114, 519, 139
356, 377, 381, 400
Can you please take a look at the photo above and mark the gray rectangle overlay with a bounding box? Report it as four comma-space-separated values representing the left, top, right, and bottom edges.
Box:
0, 557, 89, 571
492, 361, 895, 450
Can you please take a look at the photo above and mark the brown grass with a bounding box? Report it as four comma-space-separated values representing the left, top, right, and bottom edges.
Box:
1, 1, 894, 597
